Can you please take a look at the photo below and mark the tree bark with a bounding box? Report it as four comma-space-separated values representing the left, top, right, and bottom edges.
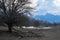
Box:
8, 24, 12, 33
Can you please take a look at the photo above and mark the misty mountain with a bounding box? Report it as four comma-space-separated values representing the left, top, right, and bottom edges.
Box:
33, 13, 60, 23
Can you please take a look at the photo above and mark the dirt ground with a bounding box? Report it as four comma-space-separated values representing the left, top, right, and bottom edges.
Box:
0, 26, 60, 40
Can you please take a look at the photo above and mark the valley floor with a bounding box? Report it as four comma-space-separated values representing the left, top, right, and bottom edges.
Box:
0, 26, 60, 40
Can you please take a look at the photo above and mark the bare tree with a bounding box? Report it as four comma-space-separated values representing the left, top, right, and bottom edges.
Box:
0, 0, 34, 32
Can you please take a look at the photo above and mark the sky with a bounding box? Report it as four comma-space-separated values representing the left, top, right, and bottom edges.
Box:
29, 0, 60, 22
30, 0, 60, 16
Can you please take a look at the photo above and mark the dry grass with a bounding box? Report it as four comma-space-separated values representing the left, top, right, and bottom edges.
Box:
0, 26, 60, 40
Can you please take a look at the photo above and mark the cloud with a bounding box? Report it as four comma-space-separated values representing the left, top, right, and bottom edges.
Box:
53, 0, 60, 7
42, 0, 46, 2
32, 0, 60, 16
29, 0, 38, 8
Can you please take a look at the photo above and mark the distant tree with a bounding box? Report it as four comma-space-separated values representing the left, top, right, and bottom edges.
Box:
0, 0, 35, 32
33, 20, 40, 27
30, 19, 40, 27
53, 22, 57, 26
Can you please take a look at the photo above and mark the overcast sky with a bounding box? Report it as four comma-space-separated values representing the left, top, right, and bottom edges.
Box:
31, 0, 60, 16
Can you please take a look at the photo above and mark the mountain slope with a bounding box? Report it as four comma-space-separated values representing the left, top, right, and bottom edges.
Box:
33, 13, 60, 23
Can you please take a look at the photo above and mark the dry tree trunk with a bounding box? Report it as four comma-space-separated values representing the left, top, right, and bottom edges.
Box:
8, 23, 13, 32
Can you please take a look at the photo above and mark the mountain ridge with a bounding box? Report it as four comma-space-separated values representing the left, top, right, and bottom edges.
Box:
33, 13, 60, 23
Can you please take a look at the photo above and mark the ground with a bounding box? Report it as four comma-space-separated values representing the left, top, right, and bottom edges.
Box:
0, 26, 60, 40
